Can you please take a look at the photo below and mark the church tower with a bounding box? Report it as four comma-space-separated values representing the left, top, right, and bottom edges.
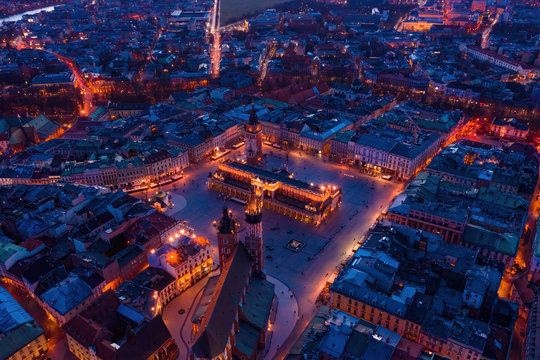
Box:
217, 206, 238, 268
244, 103, 264, 167
244, 180, 264, 274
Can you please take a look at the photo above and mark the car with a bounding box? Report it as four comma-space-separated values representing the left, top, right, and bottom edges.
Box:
266, 255, 273, 259
286, 229, 293, 234
266, 245, 275, 251
178, 309, 186, 315
382, 175, 392, 181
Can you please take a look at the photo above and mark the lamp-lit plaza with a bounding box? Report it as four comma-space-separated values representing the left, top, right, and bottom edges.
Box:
135, 144, 402, 357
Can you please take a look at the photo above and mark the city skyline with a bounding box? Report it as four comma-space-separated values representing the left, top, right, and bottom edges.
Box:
0, 0, 539, 360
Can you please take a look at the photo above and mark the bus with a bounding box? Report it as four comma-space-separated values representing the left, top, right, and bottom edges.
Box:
230, 197, 247, 205
211, 149, 231, 161
232, 141, 245, 149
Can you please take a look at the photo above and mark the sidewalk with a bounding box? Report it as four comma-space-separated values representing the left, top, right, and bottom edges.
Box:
265, 276, 299, 360
162, 274, 211, 360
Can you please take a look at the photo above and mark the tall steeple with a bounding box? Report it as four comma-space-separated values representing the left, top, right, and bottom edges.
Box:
217, 206, 238, 268
249, 101, 258, 125
244, 101, 264, 167
244, 180, 264, 274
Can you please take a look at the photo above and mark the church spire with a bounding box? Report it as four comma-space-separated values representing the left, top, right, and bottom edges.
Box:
244, 181, 264, 274
249, 100, 258, 125
245, 182, 262, 221
217, 206, 238, 268
244, 100, 264, 167
218, 206, 235, 234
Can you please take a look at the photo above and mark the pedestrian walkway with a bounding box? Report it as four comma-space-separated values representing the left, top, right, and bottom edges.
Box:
265, 275, 299, 360
162, 275, 210, 359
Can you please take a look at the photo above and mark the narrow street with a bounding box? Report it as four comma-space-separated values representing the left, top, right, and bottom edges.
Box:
17, 43, 95, 115
481, 12, 500, 49
162, 275, 211, 360
134, 30, 162, 85
258, 43, 276, 87
42, 49, 95, 116
0, 279, 75, 359
498, 165, 540, 299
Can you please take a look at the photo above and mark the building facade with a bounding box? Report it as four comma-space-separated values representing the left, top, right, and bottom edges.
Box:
209, 161, 342, 225
491, 118, 529, 140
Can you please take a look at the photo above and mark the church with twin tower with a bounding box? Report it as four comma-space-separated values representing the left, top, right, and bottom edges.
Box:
189, 104, 274, 360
